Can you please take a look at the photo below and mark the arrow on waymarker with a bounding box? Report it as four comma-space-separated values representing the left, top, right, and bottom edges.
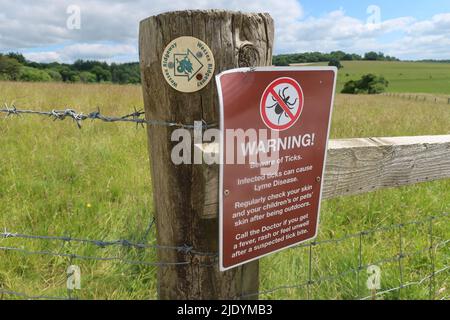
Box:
176, 49, 204, 81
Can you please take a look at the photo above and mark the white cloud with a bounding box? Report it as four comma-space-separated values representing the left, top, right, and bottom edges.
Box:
408, 13, 450, 35
24, 44, 137, 63
380, 13, 450, 59
0, 0, 303, 62
24, 51, 61, 63
0, 1, 449, 61
278, 9, 417, 54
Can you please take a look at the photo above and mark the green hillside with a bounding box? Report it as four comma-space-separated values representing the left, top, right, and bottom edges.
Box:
307, 61, 450, 95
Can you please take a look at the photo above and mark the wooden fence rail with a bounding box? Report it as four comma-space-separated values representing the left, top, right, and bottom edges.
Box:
323, 135, 450, 199
197, 135, 450, 219
382, 92, 450, 104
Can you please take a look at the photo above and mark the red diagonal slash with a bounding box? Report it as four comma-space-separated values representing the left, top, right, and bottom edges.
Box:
269, 88, 296, 120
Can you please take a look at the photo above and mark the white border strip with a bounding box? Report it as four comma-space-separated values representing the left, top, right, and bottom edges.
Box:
216, 66, 338, 272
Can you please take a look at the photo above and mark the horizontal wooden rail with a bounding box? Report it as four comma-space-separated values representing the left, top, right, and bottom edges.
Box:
323, 135, 450, 199
196, 135, 450, 219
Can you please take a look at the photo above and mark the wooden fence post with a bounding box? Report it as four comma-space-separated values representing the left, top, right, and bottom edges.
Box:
139, 10, 274, 300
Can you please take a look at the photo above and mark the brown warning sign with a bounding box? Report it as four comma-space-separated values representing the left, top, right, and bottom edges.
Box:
217, 67, 337, 271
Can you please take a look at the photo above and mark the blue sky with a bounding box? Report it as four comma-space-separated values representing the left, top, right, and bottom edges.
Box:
302, 0, 450, 20
1, 0, 449, 63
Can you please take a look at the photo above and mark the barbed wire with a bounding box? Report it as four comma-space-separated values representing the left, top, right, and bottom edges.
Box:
1, 242, 447, 300
1, 99, 447, 300
0, 288, 70, 300
0, 103, 216, 129
0, 245, 192, 267
0, 230, 218, 257
1, 213, 448, 300
0, 229, 184, 252
3, 213, 446, 259
2, 261, 448, 301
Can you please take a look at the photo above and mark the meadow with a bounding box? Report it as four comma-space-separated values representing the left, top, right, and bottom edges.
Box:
0, 80, 449, 300
303, 61, 450, 95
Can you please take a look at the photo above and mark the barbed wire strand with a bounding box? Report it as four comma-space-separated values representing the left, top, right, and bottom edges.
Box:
0, 245, 191, 267
3, 213, 447, 259
0, 229, 216, 257
1, 213, 447, 263
0, 288, 70, 300
3, 263, 448, 301
0, 103, 216, 129
4, 243, 444, 301
0, 241, 447, 300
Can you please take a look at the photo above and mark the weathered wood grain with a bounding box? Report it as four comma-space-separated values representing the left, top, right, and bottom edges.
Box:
323, 135, 450, 199
140, 10, 274, 300
196, 135, 450, 219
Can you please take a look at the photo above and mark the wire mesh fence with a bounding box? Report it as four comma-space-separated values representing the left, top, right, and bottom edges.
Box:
0, 103, 448, 300
0, 213, 448, 300
244, 212, 449, 300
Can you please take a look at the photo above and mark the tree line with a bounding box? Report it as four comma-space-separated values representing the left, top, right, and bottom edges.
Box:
273, 51, 399, 66
0, 51, 429, 86
0, 52, 140, 84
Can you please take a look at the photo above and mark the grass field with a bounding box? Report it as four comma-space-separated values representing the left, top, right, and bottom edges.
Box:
0, 81, 449, 300
301, 61, 450, 95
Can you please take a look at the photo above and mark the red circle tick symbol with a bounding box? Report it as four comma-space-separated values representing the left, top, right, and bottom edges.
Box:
260, 77, 304, 131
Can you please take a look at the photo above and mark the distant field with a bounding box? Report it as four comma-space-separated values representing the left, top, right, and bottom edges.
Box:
0, 81, 449, 300
298, 61, 450, 95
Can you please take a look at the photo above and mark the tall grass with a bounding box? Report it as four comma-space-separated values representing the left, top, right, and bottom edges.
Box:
0, 81, 448, 299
